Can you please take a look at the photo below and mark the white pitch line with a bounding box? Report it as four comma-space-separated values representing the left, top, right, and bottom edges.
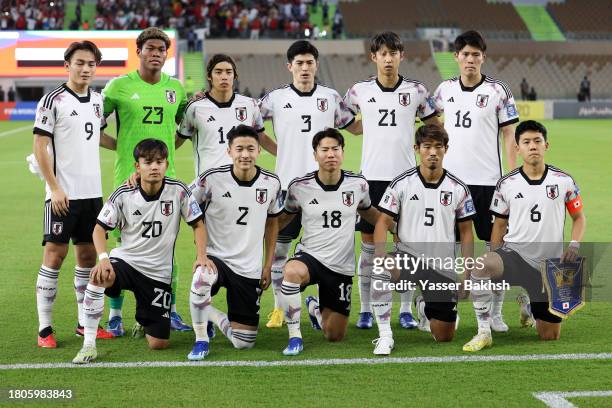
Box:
0, 125, 31, 139
533, 390, 612, 408
1, 352, 611, 371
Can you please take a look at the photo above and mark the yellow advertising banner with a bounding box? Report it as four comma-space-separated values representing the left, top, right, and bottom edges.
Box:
516, 101, 545, 120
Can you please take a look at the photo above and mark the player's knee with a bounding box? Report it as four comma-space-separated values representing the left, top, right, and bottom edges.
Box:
538, 329, 560, 341
477, 253, 500, 278
323, 329, 345, 342
75, 249, 97, 268
282, 263, 303, 283
43, 246, 68, 269
190, 267, 216, 295
432, 331, 454, 342
231, 330, 257, 349
147, 337, 169, 350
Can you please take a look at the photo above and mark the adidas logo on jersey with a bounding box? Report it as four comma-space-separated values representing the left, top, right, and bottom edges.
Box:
283, 103, 292, 109
515, 192, 524, 199
207, 116, 215, 122
70, 110, 78, 116
308, 198, 319, 205
131, 93, 140, 100
367, 97, 376, 103
162, 312, 169, 318
410, 194, 419, 200
222, 191, 232, 198
132, 210, 142, 216
447, 97, 454, 103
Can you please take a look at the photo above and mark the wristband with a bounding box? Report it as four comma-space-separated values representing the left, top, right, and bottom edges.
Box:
569, 240, 580, 250
98, 252, 109, 261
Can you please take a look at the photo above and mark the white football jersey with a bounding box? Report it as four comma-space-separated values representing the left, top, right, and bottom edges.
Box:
284, 170, 371, 276
33, 84, 106, 200
259, 84, 355, 189
378, 167, 475, 278
190, 165, 283, 280
177, 92, 265, 176
344, 76, 437, 181
432, 75, 519, 186
491, 165, 583, 269
98, 178, 203, 284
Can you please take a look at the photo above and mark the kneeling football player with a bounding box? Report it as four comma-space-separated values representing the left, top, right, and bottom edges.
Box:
278, 128, 380, 356
187, 125, 282, 360
372, 124, 476, 355
73, 139, 208, 363
463, 120, 586, 352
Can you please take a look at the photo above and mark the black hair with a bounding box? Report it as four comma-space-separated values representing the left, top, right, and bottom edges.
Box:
415, 124, 449, 146
515, 120, 547, 144
287, 40, 319, 62
206, 54, 238, 88
454, 30, 487, 53
312, 128, 345, 150
227, 125, 260, 145
370, 31, 404, 54
136, 27, 171, 50
64, 41, 102, 65
133, 138, 169, 161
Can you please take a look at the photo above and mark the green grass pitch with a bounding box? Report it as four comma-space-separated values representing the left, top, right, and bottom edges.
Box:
1, 119, 611, 407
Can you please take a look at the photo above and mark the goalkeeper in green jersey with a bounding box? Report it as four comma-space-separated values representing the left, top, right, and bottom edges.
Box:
102, 27, 191, 335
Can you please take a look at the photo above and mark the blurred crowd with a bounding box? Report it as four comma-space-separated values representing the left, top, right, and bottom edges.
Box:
0, 0, 65, 30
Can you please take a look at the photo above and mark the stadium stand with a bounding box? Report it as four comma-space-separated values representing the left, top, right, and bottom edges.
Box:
0, 0, 65, 30
339, 0, 529, 40
546, 0, 612, 40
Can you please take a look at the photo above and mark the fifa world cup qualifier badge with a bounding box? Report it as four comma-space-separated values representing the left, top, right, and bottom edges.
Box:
165, 90, 176, 104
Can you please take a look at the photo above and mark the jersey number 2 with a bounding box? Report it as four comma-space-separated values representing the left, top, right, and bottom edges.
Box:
236, 207, 249, 225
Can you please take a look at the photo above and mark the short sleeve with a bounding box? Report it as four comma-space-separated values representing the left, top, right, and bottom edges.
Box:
180, 188, 203, 225
252, 99, 265, 132
259, 92, 273, 120
343, 85, 360, 114
33, 99, 56, 137
333, 90, 355, 129
497, 86, 519, 127
456, 187, 476, 221
189, 175, 212, 208
432, 83, 444, 113
267, 183, 284, 216
101, 79, 117, 117
177, 103, 195, 139
416, 84, 437, 121
357, 179, 371, 210
175, 86, 188, 125
97, 197, 122, 230
283, 182, 301, 214
564, 177, 583, 214
378, 184, 401, 218
490, 182, 509, 218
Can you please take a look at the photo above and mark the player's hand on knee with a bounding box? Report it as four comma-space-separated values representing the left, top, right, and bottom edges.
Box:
260, 265, 272, 290
92, 259, 114, 285
50, 187, 69, 216
194, 255, 217, 274
125, 171, 140, 188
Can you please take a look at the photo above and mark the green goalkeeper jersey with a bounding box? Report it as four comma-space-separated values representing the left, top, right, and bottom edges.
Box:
103, 70, 187, 187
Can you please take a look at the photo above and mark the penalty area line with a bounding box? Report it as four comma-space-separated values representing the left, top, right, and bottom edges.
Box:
533, 390, 612, 408
1, 352, 611, 370
0, 125, 32, 139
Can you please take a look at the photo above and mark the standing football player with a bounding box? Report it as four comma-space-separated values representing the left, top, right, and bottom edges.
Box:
72, 139, 207, 363
372, 124, 475, 355
102, 27, 191, 334
278, 129, 380, 356
33, 41, 115, 348
177, 54, 277, 177
259, 40, 361, 328
463, 120, 586, 352
432, 30, 520, 332
344, 31, 439, 330
187, 125, 282, 360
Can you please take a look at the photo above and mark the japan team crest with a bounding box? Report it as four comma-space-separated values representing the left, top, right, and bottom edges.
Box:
52, 222, 63, 235
256, 188, 268, 204
165, 90, 176, 104
161, 200, 174, 216
476, 94, 489, 108
546, 184, 559, 200
342, 191, 354, 207
399, 93, 410, 106
93, 103, 101, 118
440, 191, 453, 206
235, 107, 247, 122
317, 98, 328, 112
